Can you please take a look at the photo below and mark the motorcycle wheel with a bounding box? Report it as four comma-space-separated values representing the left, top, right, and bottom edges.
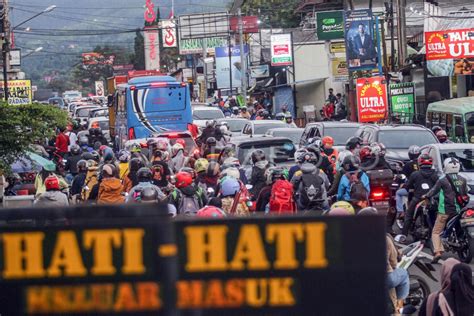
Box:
405, 275, 430, 310
457, 236, 473, 264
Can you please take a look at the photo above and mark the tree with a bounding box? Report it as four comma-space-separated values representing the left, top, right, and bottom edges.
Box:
0, 103, 68, 172
133, 30, 145, 70
241, 0, 301, 28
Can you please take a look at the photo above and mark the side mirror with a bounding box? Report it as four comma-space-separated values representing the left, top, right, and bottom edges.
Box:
455, 125, 464, 137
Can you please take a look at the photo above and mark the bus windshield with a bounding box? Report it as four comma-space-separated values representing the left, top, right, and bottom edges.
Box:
466, 112, 474, 143
131, 86, 186, 112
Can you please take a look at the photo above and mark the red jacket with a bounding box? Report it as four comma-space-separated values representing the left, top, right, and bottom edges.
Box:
55, 133, 69, 153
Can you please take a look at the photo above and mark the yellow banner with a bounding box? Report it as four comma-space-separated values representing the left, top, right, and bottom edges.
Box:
0, 79, 33, 105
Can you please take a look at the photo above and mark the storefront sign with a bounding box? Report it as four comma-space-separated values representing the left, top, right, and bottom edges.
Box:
331, 57, 349, 81
0, 79, 32, 105
425, 28, 474, 61
161, 19, 177, 48
356, 76, 388, 122
330, 42, 346, 53
316, 11, 344, 40
389, 82, 415, 120
179, 37, 228, 55
230, 16, 259, 33
271, 34, 293, 66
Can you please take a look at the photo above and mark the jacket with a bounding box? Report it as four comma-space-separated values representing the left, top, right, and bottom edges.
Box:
426, 173, 468, 215
65, 153, 82, 175
82, 164, 99, 200
55, 133, 69, 153
71, 172, 86, 196
35, 190, 69, 207
337, 171, 370, 202
405, 168, 438, 199
98, 177, 125, 204
250, 160, 269, 198
119, 162, 129, 180
291, 163, 330, 210
169, 185, 207, 214
221, 196, 249, 216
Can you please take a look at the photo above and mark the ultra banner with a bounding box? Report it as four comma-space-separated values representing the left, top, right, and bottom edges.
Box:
356, 76, 388, 123
0, 206, 386, 315
425, 28, 474, 61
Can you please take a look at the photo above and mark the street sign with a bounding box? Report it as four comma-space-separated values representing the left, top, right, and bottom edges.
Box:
356, 76, 388, 123
178, 12, 229, 40
425, 28, 474, 61
389, 82, 415, 122
95, 81, 105, 96
316, 11, 344, 40
161, 19, 177, 48
271, 34, 293, 66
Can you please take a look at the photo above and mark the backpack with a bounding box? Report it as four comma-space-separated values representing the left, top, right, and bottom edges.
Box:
173, 189, 203, 216
299, 173, 324, 206
349, 173, 369, 202
269, 179, 296, 213
446, 175, 470, 208
82, 168, 98, 200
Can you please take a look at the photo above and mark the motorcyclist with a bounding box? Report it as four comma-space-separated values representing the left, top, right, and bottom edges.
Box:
194, 158, 210, 190
435, 129, 452, 144
170, 143, 187, 173
361, 142, 391, 170
395, 145, 421, 216
275, 112, 285, 122
337, 136, 362, 171
285, 113, 297, 128
231, 106, 240, 118
118, 150, 131, 180
215, 124, 229, 147
396, 154, 439, 243
98, 164, 125, 205
222, 157, 248, 184
306, 142, 335, 184
239, 106, 250, 119
249, 150, 269, 200
34, 175, 69, 207
197, 120, 216, 146
71, 160, 88, 202
88, 128, 107, 149
197, 161, 220, 193
169, 171, 208, 216
218, 177, 250, 216
337, 155, 370, 212
424, 157, 469, 262
289, 148, 308, 181
151, 155, 172, 189
203, 137, 221, 161
122, 157, 145, 193
78, 135, 93, 153
320, 136, 339, 175
255, 167, 293, 213
65, 144, 83, 179
127, 167, 166, 203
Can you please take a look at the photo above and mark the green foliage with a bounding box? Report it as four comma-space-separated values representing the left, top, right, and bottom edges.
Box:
0, 103, 68, 172
241, 0, 301, 28
133, 30, 145, 71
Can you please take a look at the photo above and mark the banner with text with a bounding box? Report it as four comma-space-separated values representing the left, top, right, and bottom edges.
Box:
425, 28, 474, 61
215, 45, 249, 89
316, 11, 344, 40
179, 37, 228, 55
356, 76, 388, 123
271, 34, 293, 66
389, 82, 415, 122
0, 79, 32, 105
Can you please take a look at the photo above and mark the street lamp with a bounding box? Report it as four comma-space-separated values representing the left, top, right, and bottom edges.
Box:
22, 47, 43, 58
13, 5, 57, 30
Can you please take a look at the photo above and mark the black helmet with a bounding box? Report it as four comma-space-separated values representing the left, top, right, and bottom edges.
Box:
408, 145, 421, 161
251, 149, 266, 164
78, 135, 89, 146
77, 159, 88, 172
81, 151, 100, 162
346, 136, 362, 150
137, 167, 153, 182
129, 157, 145, 172
342, 155, 361, 173
207, 161, 221, 177
139, 187, 159, 203
70, 144, 81, 155
206, 137, 217, 146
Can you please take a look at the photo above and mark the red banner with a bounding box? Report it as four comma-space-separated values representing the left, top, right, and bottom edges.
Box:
230, 16, 259, 33
356, 76, 388, 123
425, 28, 474, 61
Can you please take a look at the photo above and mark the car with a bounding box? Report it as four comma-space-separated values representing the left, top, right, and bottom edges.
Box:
48, 97, 65, 109
88, 108, 109, 119
192, 106, 225, 129
88, 117, 111, 142
355, 124, 439, 169
216, 118, 249, 137
420, 143, 474, 205
265, 128, 304, 148
299, 121, 362, 151
240, 120, 289, 137
73, 106, 101, 126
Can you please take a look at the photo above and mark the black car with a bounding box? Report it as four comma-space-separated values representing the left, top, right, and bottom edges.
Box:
299, 121, 362, 151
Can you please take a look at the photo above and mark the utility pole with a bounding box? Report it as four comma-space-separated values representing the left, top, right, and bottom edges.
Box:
238, 8, 247, 100
2, 0, 9, 102
389, 0, 395, 71
396, 0, 407, 69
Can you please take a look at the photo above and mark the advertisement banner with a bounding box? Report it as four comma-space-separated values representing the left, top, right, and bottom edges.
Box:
330, 42, 346, 53
356, 76, 388, 123
215, 45, 249, 89
250, 64, 270, 78
144, 28, 160, 70
230, 16, 259, 33
316, 11, 344, 40
161, 19, 177, 48
0, 79, 32, 105
9, 49, 21, 67
95, 81, 105, 96
271, 34, 293, 66
344, 9, 377, 70
179, 37, 228, 55
331, 58, 349, 81
389, 82, 415, 121
425, 28, 474, 61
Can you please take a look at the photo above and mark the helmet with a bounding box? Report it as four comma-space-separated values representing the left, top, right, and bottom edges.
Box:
129, 157, 145, 172
77, 159, 88, 172
306, 144, 321, 163
330, 201, 355, 215
81, 151, 100, 162
359, 146, 372, 162
194, 158, 209, 174
118, 150, 131, 163
262, 110, 271, 119
175, 171, 193, 188
130, 143, 142, 153
222, 157, 240, 168
358, 207, 378, 215
138, 187, 159, 203
328, 208, 353, 216
408, 145, 421, 161
369, 142, 386, 158
432, 126, 443, 134
103, 147, 115, 162
99, 145, 109, 156
70, 144, 81, 155
266, 167, 286, 184
207, 161, 220, 177
436, 130, 448, 143
137, 167, 153, 182
275, 113, 285, 120
342, 155, 361, 173
284, 112, 293, 120
232, 106, 239, 114
322, 136, 334, 147
220, 125, 228, 133
156, 139, 169, 151
295, 148, 308, 163
179, 167, 196, 179
102, 164, 116, 177
44, 175, 60, 191
206, 120, 216, 128
176, 139, 186, 148
206, 137, 217, 147
346, 136, 362, 151
219, 145, 236, 161
251, 149, 266, 164
221, 167, 240, 180
443, 157, 460, 174
197, 206, 227, 218
220, 178, 240, 197
78, 135, 88, 146
417, 153, 433, 167
147, 138, 158, 148
171, 143, 184, 156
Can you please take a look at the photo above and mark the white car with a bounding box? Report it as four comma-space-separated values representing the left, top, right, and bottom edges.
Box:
88, 117, 111, 142
74, 106, 100, 126
192, 106, 225, 129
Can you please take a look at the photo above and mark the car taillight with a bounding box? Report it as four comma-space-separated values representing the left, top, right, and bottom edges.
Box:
465, 209, 474, 218
140, 143, 148, 148
167, 133, 179, 138
150, 82, 167, 88
128, 127, 135, 140
371, 189, 385, 200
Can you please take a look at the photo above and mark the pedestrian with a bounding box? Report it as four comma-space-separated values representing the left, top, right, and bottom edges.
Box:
327, 88, 337, 104
98, 164, 125, 204
55, 126, 69, 157
34, 175, 69, 207
169, 171, 207, 216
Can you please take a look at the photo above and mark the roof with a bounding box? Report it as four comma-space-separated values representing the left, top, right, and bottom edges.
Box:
250, 120, 288, 125
427, 97, 474, 114
266, 127, 304, 132
364, 124, 431, 131
128, 76, 176, 85
216, 117, 248, 122
307, 121, 361, 128
231, 136, 293, 145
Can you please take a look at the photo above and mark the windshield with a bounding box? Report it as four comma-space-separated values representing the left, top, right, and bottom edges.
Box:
193, 109, 224, 120
467, 112, 474, 143
76, 108, 92, 117
254, 122, 287, 135
270, 129, 304, 144
238, 141, 296, 165
324, 127, 360, 145
132, 86, 186, 112
378, 130, 438, 149
440, 149, 474, 172
220, 119, 247, 132
91, 120, 109, 130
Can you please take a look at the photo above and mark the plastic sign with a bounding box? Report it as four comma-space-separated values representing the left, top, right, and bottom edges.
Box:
271, 34, 293, 66
425, 28, 474, 61
356, 76, 388, 123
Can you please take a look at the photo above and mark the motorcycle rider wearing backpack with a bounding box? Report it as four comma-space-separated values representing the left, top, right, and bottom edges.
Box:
169, 171, 207, 216
395, 146, 421, 216
337, 155, 370, 211
219, 177, 250, 216
424, 157, 469, 263
81, 151, 100, 201
127, 167, 166, 203
249, 150, 270, 200
256, 167, 295, 213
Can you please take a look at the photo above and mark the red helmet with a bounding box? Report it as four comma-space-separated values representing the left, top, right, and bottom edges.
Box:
176, 139, 186, 147
175, 172, 193, 189
418, 153, 433, 166
359, 146, 372, 162
197, 206, 227, 218
322, 136, 334, 146
44, 175, 60, 191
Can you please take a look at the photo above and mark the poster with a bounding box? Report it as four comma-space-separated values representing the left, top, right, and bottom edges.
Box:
161, 20, 177, 48
215, 45, 249, 89
389, 82, 415, 122
271, 34, 293, 66
95, 81, 105, 96
356, 76, 388, 123
179, 37, 228, 55
316, 11, 344, 40
144, 28, 160, 70
425, 28, 474, 61
344, 9, 377, 70
0, 79, 32, 105
331, 58, 349, 82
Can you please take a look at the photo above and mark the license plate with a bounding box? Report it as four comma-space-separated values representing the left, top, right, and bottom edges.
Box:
372, 201, 389, 207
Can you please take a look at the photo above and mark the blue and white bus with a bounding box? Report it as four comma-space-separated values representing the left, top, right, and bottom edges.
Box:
113, 75, 192, 148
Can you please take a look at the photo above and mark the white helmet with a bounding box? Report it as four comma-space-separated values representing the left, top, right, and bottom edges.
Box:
220, 125, 228, 133
221, 167, 240, 179
443, 157, 460, 174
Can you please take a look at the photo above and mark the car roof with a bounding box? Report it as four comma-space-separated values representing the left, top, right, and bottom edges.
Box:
192, 106, 221, 111
266, 127, 304, 133
424, 143, 474, 150
427, 97, 474, 114
216, 117, 248, 121
89, 117, 109, 122
231, 136, 293, 145
250, 120, 287, 125
362, 124, 431, 131
307, 121, 361, 128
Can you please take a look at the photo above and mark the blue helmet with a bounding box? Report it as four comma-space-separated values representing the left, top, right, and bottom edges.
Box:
103, 147, 115, 162
220, 178, 240, 197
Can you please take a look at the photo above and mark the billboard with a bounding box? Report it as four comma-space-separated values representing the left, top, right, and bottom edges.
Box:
316, 11, 344, 40
161, 19, 177, 48
9, 49, 21, 67
250, 64, 270, 78
271, 34, 293, 66
179, 37, 228, 55
344, 9, 377, 70
331, 57, 349, 82
230, 16, 259, 33
425, 28, 474, 61
0, 79, 32, 105
389, 82, 415, 122
215, 45, 249, 89
144, 28, 160, 70
356, 76, 388, 123
178, 12, 229, 40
